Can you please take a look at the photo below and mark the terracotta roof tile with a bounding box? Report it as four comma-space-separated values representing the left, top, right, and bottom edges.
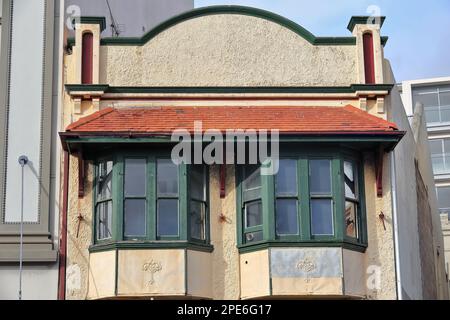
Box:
66, 105, 400, 135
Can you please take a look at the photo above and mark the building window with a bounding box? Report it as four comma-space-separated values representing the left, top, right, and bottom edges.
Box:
363, 32, 375, 84
437, 186, 450, 216
310, 159, 334, 236
81, 32, 93, 84
413, 85, 450, 125
189, 165, 208, 241
157, 159, 179, 238
237, 152, 366, 250
429, 138, 450, 174
95, 160, 113, 241
124, 158, 147, 238
275, 159, 299, 236
242, 165, 263, 243
93, 152, 210, 246
344, 161, 360, 239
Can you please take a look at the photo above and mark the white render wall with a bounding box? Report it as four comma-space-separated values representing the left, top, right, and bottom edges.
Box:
4, 0, 45, 223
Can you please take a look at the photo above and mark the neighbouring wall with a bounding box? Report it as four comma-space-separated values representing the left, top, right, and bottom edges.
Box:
384, 58, 449, 300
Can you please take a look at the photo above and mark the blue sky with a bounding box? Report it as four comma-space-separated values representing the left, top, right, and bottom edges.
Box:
195, 0, 450, 82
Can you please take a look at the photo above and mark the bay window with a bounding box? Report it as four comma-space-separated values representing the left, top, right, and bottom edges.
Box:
92, 151, 210, 250
237, 150, 367, 251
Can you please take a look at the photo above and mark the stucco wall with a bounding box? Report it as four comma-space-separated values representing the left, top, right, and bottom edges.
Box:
65, 157, 94, 300
96, 14, 357, 87
363, 152, 397, 300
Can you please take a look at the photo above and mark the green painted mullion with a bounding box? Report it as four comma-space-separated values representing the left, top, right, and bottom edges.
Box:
359, 160, 368, 245
113, 155, 124, 242
236, 166, 243, 246
148, 155, 156, 241
333, 158, 344, 241
205, 166, 211, 244
262, 167, 275, 241
299, 159, 311, 241
92, 163, 98, 244
179, 164, 188, 241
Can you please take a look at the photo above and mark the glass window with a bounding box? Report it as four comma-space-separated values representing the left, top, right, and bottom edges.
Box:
245, 201, 262, 228
276, 199, 298, 235
310, 159, 331, 195
310, 159, 334, 236
190, 165, 207, 241
413, 85, 450, 124
124, 158, 146, 238
242, 165, 263, 243
157, 159, 179, 237
430, 139, 450, 174
344, 161, 360, 239
311, 199, 333, 236
437, 186, 450, 216
96, 161, 113, 240
275, 159, 299, 236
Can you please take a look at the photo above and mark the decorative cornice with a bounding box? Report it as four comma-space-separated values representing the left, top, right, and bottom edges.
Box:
67, 7, 390, 48
347, 16, 386, 32
65, 84, 395, 95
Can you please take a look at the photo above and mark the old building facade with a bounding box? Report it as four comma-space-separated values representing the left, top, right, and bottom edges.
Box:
59, 6, 448, 300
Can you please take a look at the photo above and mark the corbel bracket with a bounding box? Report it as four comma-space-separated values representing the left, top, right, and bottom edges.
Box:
220, 164, 226, 199
375, 146, 384, 198
77, 150, 86, 198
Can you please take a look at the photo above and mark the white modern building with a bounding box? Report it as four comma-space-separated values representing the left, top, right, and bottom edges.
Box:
400, 76, 450, 291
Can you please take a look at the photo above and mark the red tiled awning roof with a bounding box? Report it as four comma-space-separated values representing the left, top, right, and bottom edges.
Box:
65, 105, 401, 135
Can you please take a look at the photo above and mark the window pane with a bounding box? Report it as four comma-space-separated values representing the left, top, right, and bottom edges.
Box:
437, 187, 450, 211
245, 231, 263, 243
245, 201, 262, 228
310, 160, 332, 195
345, 201, 358, 238
311, 199, 334, 236
97, 201, 112, 240
98, 161, 112, 200
444, 139, 450, 153
190, 165, 205, 201
425, 108, 441, 124
243, 165, 261, 201
413, 91, 439, 108
429, 140, 443, 155
190, 201, 206, 240
432, 155, 444, 174
125, 158, 146, 197
276, 159, 297, 196
440, 105, 450, 123
157, 199, 179, 237
344, 161, 357, 200
157, 159, 178, 196
124, 199, 146, 237
439, 90, 450, 107
276, 199, 298, 235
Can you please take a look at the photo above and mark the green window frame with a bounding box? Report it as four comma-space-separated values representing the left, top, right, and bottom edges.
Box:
92, 150, 211, 249
236, 149, 367, 252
